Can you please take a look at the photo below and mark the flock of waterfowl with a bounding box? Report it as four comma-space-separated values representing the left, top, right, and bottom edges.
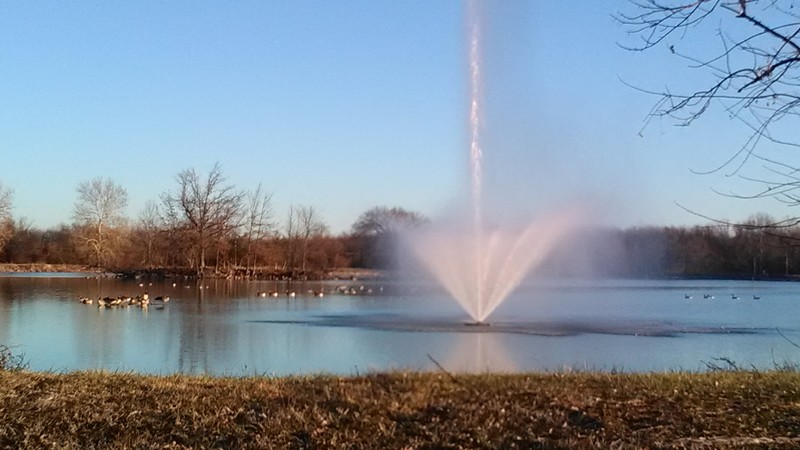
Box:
684, 293, 762, 300
334, 284, 381, 295
254, 284, 382, 298
255, 290, 320, 298
75, 282, 383, 309
78, 292, 169, 308
256, 287, 331, 298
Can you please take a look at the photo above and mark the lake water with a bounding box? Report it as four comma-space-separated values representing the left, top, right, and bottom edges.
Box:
1, 274, 799, 375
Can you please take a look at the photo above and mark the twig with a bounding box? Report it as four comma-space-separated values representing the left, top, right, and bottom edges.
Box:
776, 327, 800, 349
427, 354, 460, 385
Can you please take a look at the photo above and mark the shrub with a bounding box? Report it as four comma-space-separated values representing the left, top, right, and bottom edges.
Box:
0, 344, 27, 371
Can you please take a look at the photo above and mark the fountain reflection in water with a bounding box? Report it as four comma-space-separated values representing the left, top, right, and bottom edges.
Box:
408, 0, 581, 323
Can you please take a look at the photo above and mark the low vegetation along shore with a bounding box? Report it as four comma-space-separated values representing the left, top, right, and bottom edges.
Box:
1, 367, 799, 449
0, 263, 97, 273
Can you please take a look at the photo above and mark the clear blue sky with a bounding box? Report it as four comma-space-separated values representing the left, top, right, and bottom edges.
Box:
0, 1, 790, 233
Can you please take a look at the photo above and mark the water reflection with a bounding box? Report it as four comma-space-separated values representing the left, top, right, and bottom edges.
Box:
2, 274, 800, 374
438, 333, 518, 373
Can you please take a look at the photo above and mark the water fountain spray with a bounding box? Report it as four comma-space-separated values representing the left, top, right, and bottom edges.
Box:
409, 0, 582, 324
468, 0, 485, 323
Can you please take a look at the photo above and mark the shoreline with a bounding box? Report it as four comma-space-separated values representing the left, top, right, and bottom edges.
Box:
2, 262, 799, 283
0, 263, 383, 281
0, 263, 99, 273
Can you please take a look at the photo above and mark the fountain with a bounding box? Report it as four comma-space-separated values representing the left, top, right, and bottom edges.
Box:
409, 210, 579, 324
408, 0, 581, 324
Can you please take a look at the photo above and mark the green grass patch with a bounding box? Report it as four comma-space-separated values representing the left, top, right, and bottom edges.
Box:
1, 369, 799, 449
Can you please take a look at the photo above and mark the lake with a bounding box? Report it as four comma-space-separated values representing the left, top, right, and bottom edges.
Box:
1, 274, 799, 375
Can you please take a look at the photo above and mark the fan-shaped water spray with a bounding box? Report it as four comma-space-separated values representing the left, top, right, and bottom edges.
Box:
409, 0, 580, 323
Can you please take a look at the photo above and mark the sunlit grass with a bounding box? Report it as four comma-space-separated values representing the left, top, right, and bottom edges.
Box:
1, 368, 799, 449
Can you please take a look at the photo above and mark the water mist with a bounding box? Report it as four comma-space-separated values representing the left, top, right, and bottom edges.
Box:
408, 0, 581, 323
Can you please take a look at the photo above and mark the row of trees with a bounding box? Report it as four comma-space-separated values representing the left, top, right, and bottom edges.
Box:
3, 165, 800, 279
556, 216, 800, 279
0, 167, 425, 276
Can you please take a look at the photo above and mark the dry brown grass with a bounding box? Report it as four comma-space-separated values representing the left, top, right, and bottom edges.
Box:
0, 263, 96, 273
1, 369, 799, 449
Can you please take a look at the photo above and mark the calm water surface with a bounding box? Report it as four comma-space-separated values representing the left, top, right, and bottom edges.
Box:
1, 274, 799, 375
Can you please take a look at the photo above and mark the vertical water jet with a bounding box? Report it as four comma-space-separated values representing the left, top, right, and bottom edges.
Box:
468, 0, 485, 323
408, 0, 582, 324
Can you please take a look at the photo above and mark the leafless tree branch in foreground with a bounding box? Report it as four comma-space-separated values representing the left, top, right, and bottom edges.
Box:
618, 1, 800, 223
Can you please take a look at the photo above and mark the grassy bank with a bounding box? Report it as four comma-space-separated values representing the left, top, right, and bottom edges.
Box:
1, 370, 799, 449
0, 263, 98, 273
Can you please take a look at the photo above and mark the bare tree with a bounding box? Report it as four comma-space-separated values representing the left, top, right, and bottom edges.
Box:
283, 205, 299, 270
618, 1, 800, 211
0, 181, 11, 221
297, 205, 329, 272
135, 200, 162, 268
161, 163, 244, 275
351, 206, 428, 268
243, 184, 274, 272
0, 182, 12, 255
73, 177, 128, 266
159, 195, 192, 268
352, 206, 428, 236
283, 205, 328, 273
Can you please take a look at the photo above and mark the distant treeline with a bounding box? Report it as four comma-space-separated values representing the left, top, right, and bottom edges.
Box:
1, 168, 797, 279
1, 214, 798, 280
546, 218, 800, 280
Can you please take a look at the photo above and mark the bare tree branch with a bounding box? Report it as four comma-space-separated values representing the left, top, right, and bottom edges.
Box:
619, 0, 800, 218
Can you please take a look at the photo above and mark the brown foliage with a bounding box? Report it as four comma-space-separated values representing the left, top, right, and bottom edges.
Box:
1, 370, 799, 449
